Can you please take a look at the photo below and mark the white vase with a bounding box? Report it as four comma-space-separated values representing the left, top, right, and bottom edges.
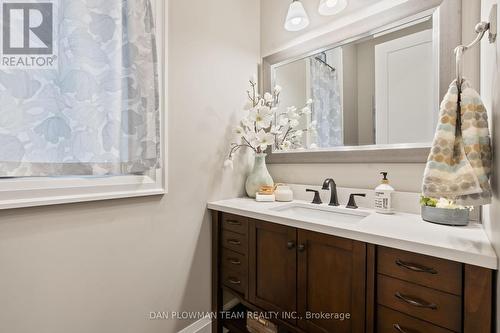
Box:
245, 153, 274, 198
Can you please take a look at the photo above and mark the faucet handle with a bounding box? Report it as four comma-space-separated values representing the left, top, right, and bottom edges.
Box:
306, 189, 323, 205
347, 193, 367, 209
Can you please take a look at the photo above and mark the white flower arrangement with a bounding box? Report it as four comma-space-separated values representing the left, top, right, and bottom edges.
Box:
225, 77, 316, 168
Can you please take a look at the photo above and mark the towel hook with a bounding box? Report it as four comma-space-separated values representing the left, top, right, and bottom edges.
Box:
455, 4, 497, 87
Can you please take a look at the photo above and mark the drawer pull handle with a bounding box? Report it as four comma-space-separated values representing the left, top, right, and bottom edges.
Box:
396, 259, 437, 274
227, 239, 241, 245
393, 324, 413, 333
228, 278, 241, 285
226, 220, 241, 226
229, 258, 241, 265
395, 292, 437, 310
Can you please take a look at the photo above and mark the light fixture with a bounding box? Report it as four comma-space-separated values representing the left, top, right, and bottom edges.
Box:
284, 0, 310, 32
318, 0, 348, 16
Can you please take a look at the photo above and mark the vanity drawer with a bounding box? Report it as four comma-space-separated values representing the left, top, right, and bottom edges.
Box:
222, 267, 247, 295
222, 248, 247, 273
222, 213, 248, 235
378, 306, 455, 333
378, 246, 462, 295
222, 230, 248, 255
377, 275, 462, 332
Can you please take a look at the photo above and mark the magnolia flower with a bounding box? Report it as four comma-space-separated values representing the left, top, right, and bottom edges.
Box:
226, 79, 318, 168
264, 92, 273, 103
270, 126, 282, 135
250, 106, 273, 129
224, 159, 234, 170
281, 140, 292, 150
279, 117, 288, 127
287, 107, 299, 120
290, 119, 300, 128
234, 126, 245, 135
244, 131, 257, 146
256, 129, 275, 150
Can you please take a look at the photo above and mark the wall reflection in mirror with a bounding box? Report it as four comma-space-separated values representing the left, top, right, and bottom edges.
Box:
272, 16, 438, 150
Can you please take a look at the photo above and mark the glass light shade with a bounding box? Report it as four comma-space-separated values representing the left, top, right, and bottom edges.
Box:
284, 0, 310, 32
318, 0, 348, 16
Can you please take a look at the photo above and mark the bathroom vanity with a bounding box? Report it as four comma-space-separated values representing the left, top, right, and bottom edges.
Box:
209, 199, 497, 333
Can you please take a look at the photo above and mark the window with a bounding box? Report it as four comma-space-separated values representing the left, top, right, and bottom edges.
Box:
0, 0, 166, 209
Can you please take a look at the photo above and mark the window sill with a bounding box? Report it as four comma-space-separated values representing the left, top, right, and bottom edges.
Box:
0, 171, 166, 210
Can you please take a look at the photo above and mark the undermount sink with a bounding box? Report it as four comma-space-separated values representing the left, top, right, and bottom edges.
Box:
271, 202, 370, 224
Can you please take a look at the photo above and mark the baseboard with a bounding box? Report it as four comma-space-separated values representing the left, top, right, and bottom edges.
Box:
177, 316, 211, 333
176, 299, 239, 333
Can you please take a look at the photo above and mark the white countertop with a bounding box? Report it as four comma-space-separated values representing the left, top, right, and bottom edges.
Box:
208, 198, 498, 270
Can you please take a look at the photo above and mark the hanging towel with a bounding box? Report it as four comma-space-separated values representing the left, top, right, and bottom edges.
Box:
422, 80, 492, 206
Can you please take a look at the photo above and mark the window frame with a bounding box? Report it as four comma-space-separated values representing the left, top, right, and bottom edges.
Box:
0, 0, 168, 210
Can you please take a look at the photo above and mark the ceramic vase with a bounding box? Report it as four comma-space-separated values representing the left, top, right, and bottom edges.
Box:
245, 153, 274, 198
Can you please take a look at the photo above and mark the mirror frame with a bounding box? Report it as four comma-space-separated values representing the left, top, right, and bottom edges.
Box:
262, 0, 460, 164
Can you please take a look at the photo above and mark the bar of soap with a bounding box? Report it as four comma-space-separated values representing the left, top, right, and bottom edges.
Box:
255, 193, 276, 202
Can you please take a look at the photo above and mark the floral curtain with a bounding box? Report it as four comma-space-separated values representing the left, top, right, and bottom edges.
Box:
309, 57, 343, 147
0, 0, 160, 177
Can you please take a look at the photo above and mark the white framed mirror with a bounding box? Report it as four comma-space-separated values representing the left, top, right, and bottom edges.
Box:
262, 0, 460, 163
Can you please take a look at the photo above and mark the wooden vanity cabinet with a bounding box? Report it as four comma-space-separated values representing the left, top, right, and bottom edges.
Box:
248, 220, 297, 321
247, 222, 366, 332
296, 230, 366, 333
211, 211, 494, 333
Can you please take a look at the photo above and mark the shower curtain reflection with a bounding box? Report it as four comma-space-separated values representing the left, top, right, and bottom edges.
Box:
309, 57, 343, 148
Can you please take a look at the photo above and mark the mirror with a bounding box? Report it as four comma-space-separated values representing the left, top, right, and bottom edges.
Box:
272, 16, 437, 150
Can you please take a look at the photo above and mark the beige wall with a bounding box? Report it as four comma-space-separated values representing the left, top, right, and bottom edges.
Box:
0, 1, 260, 333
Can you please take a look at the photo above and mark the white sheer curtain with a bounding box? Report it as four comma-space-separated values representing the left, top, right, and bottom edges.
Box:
309, 57, 343, 147
0, 0, 160, 177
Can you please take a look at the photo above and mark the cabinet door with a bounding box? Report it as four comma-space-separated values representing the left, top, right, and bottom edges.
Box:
297, 230, 366, 333
249, 220, 297, 323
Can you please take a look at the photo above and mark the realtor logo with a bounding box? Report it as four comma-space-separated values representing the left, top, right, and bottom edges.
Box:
1, 0, 57, 69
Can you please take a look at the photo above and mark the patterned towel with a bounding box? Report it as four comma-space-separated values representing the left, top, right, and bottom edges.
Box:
422, 80, 492, 206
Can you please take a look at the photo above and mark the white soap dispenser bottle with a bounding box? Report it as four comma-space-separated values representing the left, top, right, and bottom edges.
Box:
374, 172, 395, 214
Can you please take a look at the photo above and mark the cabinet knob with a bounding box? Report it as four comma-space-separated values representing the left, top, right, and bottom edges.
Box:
298, 244, 306, 252
287, 241, 296, 250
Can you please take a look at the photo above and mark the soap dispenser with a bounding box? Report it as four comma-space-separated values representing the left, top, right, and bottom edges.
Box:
374, 172, 395, 214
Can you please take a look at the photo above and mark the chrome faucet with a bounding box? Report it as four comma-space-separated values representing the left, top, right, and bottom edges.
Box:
322, 178, 339, 206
